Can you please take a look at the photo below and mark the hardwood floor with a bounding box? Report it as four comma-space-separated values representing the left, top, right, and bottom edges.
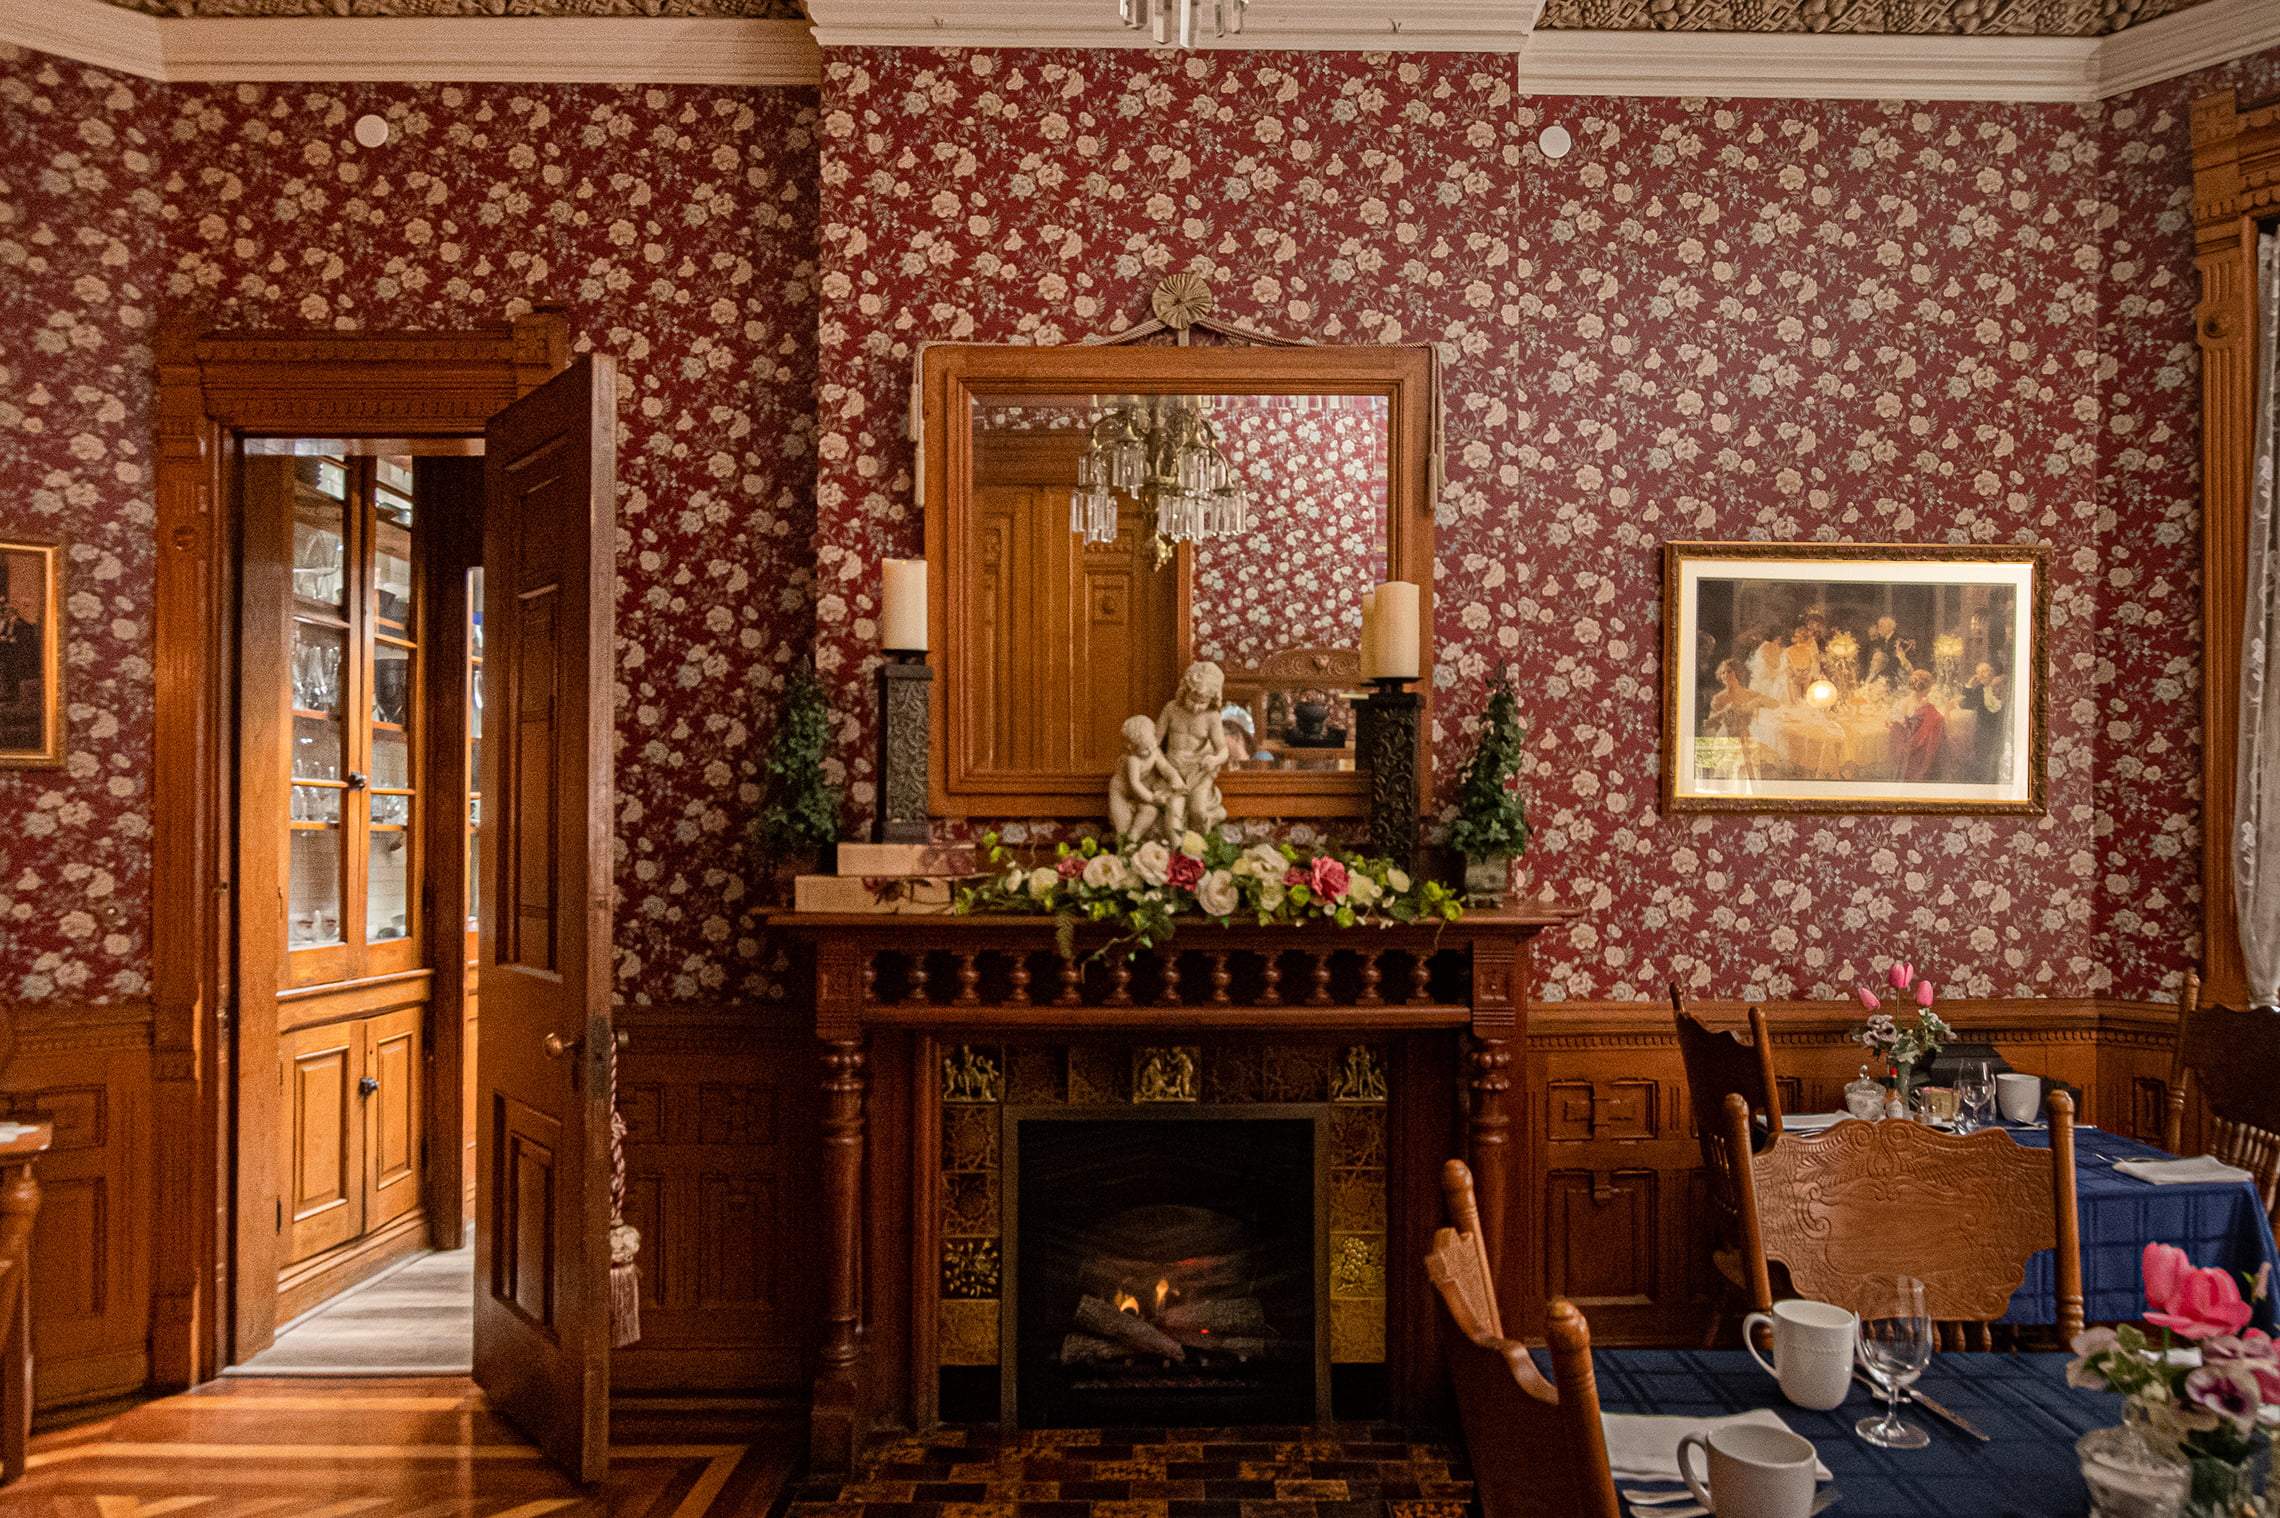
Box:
6, 1377, 802, 1516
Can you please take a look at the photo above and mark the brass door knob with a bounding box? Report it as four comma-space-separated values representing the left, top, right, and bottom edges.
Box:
542, 1032, 578, 1059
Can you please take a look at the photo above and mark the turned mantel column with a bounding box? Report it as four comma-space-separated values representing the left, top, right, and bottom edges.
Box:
1466, 931, 1529, 1327
811, 935, 873, 1472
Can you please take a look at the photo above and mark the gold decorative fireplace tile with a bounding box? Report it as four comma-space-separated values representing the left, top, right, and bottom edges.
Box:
943, 1044, 1003, 1104
940, 1299, 1000, 1366
1330, 1234, 1386, 1298
1068, 1044, 1127, 1105
942, 1107, 999, 1172
1328, 1104, 1386, 1170
1133, 1047, 1201, 1103
942, 1171, 998, 1236
942, 1238, 1001, 1299
1008, 1045, 1066, 1105
1330, 1045, 1387, 1103
1205, 1043, 1264, 1104
1261, 1045, 1333, 1103
1330, 1299, 1387, 1364
1330, 1167, 1387, 1234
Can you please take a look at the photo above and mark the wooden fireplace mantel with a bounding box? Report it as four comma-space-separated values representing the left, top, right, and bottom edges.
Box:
766, 904, 1582, 1467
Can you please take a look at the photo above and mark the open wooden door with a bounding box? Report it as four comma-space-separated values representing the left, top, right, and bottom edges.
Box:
473, 353, 618, 1482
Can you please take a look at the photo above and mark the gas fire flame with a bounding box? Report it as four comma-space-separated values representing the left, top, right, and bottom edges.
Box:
1154, 1279, 1172, 1310
1114, 1292, 1141, 1315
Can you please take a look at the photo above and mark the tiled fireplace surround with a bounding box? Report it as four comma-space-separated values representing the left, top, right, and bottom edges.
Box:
768, 908, 1579, 1469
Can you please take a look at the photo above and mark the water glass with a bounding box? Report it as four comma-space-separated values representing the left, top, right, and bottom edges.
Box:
1856, 1274, 1932, 1449
1956, 1061, 1995, 1133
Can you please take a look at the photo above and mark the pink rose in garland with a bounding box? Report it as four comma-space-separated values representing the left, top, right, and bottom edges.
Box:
2143, 1242, 2254, 1341
1310, 856, 1349, 901
1165, 853, 1204, 890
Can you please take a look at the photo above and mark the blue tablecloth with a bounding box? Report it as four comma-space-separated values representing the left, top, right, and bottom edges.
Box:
1595, 1349, 2115, 1517
1997, 1123, 2280, 1328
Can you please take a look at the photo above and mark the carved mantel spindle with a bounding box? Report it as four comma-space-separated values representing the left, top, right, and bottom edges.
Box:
1008, 952, 1032, 1006
1259, 951, 1284, 1006
902, 952, 931, 1007
1207, 951, 1231, 1005
1306, 952, 1334, 1008
814, 1038, 868, 1471
1107, 957, 1135, 1007
1157, 951, 1183, 1007
1055, 954, 1082, 1007
954, 951, 981, 1006
1358, 950, 1384, 1007
1466, 1034, 1514, 1275
1408, 951, 1432, 1007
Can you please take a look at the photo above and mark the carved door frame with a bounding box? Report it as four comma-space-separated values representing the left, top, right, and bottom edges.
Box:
150, 314, 568, 1385
2191, 89, 2280, 1007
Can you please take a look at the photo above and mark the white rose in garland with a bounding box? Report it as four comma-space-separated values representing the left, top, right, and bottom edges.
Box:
1132, 839, 1174, 887
1082, 852, 1132, 890
1195, 869, 1240, 917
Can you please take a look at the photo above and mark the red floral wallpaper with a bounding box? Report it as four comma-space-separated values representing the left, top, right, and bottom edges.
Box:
0, 58, 819, 1007
4, 33, 2277, 1011
0, 46, 164, 1004
811, 43, 2280, 1006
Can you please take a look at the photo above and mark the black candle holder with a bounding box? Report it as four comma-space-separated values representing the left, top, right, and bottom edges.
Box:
874, 652, 932, 845
1358, 676, 1421, 872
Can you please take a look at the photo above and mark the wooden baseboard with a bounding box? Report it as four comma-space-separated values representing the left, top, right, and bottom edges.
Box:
36, 1346, 150, 1411
1532, 995, 2178, 1042
274, 1207, 430, 1325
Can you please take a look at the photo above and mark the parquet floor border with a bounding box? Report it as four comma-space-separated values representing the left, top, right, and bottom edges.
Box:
0, 1377, 801, 1518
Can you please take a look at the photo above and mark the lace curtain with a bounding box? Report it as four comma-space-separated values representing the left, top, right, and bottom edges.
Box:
2242, 232, 2280, 1008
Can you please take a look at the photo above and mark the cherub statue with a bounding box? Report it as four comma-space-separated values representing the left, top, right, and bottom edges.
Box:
1157, 660, 1230, 838
1108, 714, 1184, 842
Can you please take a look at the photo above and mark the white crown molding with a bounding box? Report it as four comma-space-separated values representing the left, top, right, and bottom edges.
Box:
1517, 29, 2102, 101
158, 15, 818, 84
0, 0, 2271, 100
2088, 0, 2280, 97
0, 0, 164, 79
803, 0, 1546, 51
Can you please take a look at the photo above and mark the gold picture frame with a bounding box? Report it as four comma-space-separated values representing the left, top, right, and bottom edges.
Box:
1661, 541, 2048, 815
0, 539, 64, 768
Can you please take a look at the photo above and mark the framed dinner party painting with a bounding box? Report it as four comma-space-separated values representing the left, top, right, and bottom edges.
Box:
0, 539, 64, 768
1661, 542, 2048, 815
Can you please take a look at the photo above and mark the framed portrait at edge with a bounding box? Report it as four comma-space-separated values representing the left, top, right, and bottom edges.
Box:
1661, 542, 2048, 815
0, 539, 63, 768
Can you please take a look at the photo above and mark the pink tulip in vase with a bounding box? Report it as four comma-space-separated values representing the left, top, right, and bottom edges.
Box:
2068, 1243, 2276, 1515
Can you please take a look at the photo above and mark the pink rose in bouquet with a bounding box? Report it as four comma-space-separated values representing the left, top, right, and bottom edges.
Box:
1165, 853, 1204, 890
2143, 1242, 2254, 1341
1309, 856, 1350, 901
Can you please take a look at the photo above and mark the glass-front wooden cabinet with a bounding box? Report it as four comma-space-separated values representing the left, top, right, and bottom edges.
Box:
266, 454, 425, 987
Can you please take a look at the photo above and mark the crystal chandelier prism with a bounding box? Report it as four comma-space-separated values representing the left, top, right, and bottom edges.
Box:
1117, 0, 1246, 48
1069, 395, 1251, 550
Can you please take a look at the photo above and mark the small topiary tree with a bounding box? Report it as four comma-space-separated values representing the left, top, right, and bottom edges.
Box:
756, 662, 843, 858
1444, 668, 1530, 862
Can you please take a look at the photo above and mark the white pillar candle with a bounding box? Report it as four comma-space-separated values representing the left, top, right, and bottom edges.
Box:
1358, 588, 1380, 682
880, 558, 928, 653
1376, 580, 1421, 681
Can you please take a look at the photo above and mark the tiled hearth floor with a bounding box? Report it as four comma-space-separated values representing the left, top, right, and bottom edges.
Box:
783, 1425, 1478, 1518
5, 1375, 802, 1515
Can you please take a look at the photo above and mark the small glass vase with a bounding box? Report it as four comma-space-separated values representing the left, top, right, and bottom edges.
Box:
2080, 1424, 2189, 1518
2183, 1451, 2260, 1518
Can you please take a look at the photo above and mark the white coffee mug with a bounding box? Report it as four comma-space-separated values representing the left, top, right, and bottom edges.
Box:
1997, 1071, 2044, 1125
1678, 1422, 1817, 1518
1742, 1298, 1858, 1411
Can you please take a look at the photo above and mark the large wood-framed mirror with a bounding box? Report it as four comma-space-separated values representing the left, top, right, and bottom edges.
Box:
918, 343, 1437, 820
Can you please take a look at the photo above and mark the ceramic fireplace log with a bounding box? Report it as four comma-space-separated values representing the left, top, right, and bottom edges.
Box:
1073, 1295, 1187, 1360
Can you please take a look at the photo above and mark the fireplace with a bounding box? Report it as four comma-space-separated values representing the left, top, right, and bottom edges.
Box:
1010, 1112, 1324, 1427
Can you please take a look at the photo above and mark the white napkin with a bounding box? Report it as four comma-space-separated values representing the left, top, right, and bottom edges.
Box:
1782, 1113, 1847, 1133
2113, 1155, 2257, 1186
0, 1124, 31, 1143
1600, 1410, 1833, 1482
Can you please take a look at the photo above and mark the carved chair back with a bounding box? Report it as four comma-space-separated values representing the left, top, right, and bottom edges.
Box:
1427, 1160, 1619, 1518
1672, 988, 1783, 1248
2164, 970, 2280, 1219
1729, 1090, 2083, 1349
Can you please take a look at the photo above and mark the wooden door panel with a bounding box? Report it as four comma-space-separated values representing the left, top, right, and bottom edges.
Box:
286, 1029, 361, 1265
475, 352, 617, 1482
366, 1008, 423, 1230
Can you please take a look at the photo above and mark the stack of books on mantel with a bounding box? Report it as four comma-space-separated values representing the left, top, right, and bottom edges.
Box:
792, 842, 976, 914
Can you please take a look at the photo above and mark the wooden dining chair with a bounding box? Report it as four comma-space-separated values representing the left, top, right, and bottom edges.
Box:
1727, 1089, 2084, 1348
1672, 986, 1784, 1342
2164, 969, 2280, 1219
1426, 1160, 1620, 1518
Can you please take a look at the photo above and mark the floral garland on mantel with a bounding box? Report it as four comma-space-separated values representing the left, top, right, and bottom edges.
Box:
954, 830, 1463, 956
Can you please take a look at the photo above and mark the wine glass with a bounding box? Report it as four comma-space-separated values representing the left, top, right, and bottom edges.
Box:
1856, 1274, 1932, 1449
1956, 1061, 1994, 1133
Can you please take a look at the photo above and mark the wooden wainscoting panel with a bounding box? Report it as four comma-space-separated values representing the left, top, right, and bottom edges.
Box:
609, 999, 824, 1391
1, 1001, 155, 1408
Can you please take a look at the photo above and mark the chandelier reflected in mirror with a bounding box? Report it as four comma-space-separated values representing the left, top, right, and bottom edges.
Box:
1117, 0, 1246, 48
1069, 394, 1252, 552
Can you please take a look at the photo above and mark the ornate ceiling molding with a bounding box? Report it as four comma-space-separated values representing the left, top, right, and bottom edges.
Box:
1536, 0, 2211, 39
2, 0, 2274, 96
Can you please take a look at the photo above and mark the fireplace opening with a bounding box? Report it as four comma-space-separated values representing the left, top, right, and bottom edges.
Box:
1012, 1115, 1322, 1428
